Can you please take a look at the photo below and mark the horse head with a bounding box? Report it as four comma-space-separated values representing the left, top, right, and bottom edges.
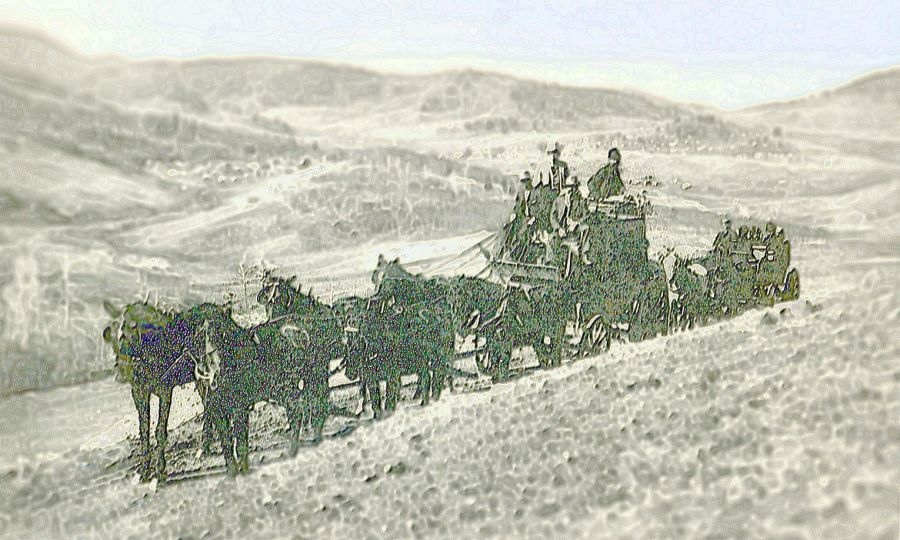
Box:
257, 279, 289, 319
103, 323, 133, 384
102, 300, 174, 385
257, 275, 324, 320
371, 255, 412, 295
371, 254, 388, 291
196, 320, 222, 399
176, 304, 228, 400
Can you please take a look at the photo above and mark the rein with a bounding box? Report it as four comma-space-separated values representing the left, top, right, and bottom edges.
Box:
247, 314, 291, 334
248, 313, 344, 335
157, 349, 191, 381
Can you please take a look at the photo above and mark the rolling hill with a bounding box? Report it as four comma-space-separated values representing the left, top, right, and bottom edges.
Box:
734, 66, 900, 136
0, 25, 893, 397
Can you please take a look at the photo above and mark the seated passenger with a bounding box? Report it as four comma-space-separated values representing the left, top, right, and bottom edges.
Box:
588, 147, 625, 199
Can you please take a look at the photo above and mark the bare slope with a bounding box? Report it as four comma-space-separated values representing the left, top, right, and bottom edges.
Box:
0, 26, 695, 130
734, 67, 900, 134
0, 26, 892, 397
0, 264, 896, 539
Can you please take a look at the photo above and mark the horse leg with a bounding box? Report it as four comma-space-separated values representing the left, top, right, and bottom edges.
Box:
474, 334, 493, 377
131, 387, 152, 482
550, 334, 563, 366
154, 387, 173, 483
286, 404, 302, 457
222, 410, 239, 477
316, 382, 331, 441
234, 406, 250, 474
298, 391, 310, 435
431, 362, 447, 401
418, 368, 431, 406
488, 340, 511, 382
356, 380, 368, 417
444, 367, 455, 394
195, 382, 215, 455
533, 338, 547, 368
368, 378, 383, 419
210, 400, 237, 477
498, 347, 511, 381
309, 385, 327, 444
385, 376, 400, 411
200, 409, 216, 455
430, 369, 442, 401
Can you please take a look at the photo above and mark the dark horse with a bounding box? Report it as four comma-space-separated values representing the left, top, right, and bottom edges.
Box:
180, 295, 342, 476
102, 300, 214, 482
340, 295, 454, 417
255, 276, 345, 447
445, 274, 570, 381
336, 256, 461, 417
177, 303, 259, 476
369, 256, 569, 384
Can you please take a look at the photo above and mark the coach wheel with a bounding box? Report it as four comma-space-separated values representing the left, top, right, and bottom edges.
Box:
475, 349, 495, 377
582, 319, 611, 354
475, 347, 510, 382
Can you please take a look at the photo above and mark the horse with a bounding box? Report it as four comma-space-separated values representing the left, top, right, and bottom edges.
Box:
101, 300, 214, 482
254, 276, 345, 446
370, 255, 570, 383
340, 294, 454, 417
181, 297, 342, 475
340, 256, 462, 414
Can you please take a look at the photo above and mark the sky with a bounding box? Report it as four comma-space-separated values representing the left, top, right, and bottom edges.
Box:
0, 0, 897, 108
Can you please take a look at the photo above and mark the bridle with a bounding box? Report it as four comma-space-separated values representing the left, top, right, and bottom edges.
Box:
188, 319, 221, 395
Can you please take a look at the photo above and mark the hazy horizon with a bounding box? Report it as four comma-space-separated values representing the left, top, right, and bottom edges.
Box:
1, 1, 898, 109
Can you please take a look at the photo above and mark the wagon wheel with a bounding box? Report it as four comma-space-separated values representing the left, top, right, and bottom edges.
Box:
580, 316, 611, 354
474, 345, 496, 377
533, 333, 565, 367
474, 338, 510, 382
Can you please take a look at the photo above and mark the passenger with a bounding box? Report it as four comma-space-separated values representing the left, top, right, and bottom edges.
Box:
550, 187, 573, 237
516, 171, 534, 217
500, 171, 536, 260
588, 148, 625, 199
566, 177, 592, 264
547, 142, 569, 187
535, 229, 555, 265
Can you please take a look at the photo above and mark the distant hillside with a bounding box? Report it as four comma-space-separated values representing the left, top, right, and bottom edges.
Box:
0, 25, 698, 131
736, 67, 900, 133
0, 27, 526, 394
0, 25, 788, 158
0, 24, 859, 395
0, 72, 310, 174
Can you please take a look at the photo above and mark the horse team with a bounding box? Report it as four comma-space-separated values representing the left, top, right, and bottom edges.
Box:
102, 259, 572, 482
102, 225, 798, 483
